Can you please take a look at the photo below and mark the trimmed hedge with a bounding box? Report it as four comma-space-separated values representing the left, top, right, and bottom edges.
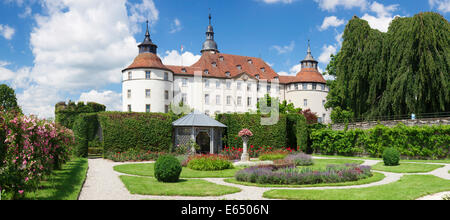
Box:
311, 124, 450, 159
98, 112, 176, 155
55, 101, 105, 129
72, 113, 99, 157
216, 113, 287, 149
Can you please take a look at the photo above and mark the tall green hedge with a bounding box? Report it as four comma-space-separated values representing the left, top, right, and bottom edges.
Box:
98, 112, 175, 154
310, 124, 450, 159
55, 101, 105, 129
72, 113, 99, 157
216, 113, 287, 149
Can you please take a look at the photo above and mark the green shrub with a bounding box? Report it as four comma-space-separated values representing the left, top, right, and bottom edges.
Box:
98, 112, 177, 155
310, 124, 450, 159
216, 113, 287, 149
259, 153, 288, 161
55, 101, 105, 129
72, 113, 99, 158
383, 148, 400, 166
187, 155, 233, 171
154, 155, 182, 182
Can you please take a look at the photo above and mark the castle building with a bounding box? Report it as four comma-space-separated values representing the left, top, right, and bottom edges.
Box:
122, 15, 331, 123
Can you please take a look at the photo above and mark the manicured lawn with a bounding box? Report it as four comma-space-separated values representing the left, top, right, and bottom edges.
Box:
263, 175, 450, 200
120, 175, 241, 196
302, 159, 363, 170
372, 162, 444, 173
224, 172, 385, 188
20, 158, 88, 200
114, 163, 242, 178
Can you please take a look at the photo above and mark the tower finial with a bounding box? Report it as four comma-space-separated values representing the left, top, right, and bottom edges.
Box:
145, 20, 150, 37
307, 39, 311, 54
208, 9, 212, 25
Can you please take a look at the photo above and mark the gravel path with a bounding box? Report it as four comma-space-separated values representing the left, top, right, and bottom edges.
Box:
78, 157, 450, 200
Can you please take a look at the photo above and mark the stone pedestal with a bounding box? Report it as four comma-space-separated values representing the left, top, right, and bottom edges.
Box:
240, 136, 250, 162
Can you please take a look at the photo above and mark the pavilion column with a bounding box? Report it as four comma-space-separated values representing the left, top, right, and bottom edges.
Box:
210, 127, 214, 154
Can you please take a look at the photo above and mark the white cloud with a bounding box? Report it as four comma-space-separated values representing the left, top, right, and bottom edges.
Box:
361, 1, 400, 32
314, 0, 368, 12
160, 50, 201, 66
19, 6, 32, 18
0, 24, 15, 40
2, 0, 157, 118
169, 18, 182, 34
128, 0, 159, 34
78, 90, 122, 111
257, 0, 296, 4
318, 44, 337, 64
335, 32, 343, 46
278, 63, 301, 76
429, 0, 450, 13
271, 41, 295, 54
319, 16, 345, 31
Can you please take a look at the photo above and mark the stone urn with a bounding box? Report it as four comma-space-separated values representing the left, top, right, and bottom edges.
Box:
238, 129, 253, 162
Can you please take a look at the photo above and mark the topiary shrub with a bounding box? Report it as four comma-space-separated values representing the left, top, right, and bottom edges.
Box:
154, 155, 182, 182
383, 147, 400, 166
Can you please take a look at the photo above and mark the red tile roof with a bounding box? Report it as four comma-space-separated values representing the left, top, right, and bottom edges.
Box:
167, 53, 279, 81
278, 68, 326, 84
122, 53, 172, 72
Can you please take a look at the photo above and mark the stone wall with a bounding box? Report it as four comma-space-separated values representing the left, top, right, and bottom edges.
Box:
331, 117, 450, 130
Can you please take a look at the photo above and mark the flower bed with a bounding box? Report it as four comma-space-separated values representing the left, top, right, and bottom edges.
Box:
186, 154, 234, 171
284, 153, 314, 166
235, 164, 372, 185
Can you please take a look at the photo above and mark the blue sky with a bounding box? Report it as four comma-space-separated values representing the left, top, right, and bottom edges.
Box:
0, 0, 449, 118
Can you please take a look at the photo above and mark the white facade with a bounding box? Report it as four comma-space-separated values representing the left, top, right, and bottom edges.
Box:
122, 70, 331, 123
122, 68, 173, 113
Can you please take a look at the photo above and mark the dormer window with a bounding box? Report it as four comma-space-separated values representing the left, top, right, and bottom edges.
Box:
204, 69, 209, 74
255, 74, 260, 79
225, 72, 231, 77
181, 68, 187, 73
219, 56, 224, 61
273, 76, 278, 80
260, 67, 265, 73
236, 65, 242, 70
247, 59, 253, 64
212, 62, 217, 67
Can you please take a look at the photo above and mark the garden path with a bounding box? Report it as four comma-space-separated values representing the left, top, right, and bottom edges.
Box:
78, 157, 450, 200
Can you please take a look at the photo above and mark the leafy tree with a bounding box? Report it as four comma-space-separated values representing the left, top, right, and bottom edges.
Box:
330, 106, 354, 124
301, 109, 318, 124
0, 84, 21, 113
326, 12, 450, 119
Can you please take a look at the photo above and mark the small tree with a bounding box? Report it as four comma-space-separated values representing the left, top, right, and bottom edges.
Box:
0, 84, 21, 113
301, 109, 318, 124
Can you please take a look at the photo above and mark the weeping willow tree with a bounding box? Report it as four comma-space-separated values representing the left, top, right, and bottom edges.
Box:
327, 12, 450, 119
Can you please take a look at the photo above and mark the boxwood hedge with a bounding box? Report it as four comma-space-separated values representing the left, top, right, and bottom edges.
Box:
72, 113, 99, 157
98, 112, 176, 155
55, 101, 105, 130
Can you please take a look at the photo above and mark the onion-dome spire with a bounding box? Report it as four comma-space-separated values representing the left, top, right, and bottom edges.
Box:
201, 12, 219, 54
138, 20, 158, 54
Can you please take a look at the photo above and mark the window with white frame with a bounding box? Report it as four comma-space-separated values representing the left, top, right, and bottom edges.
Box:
128, 72, 132, 80
164, 72, 169, 81
237, 81, 241, 90
145, 89, 151, 98
127, 104, 131, 112
216, 80, 221, 88
165, 90, 169, 100
145, 104, 151, 113
226, 81, 231, 89
216, 95, 221, 105
312, 83, 317, 90
205, 94, 210, 105
182, 78, 188, 87
302, 83, 308, 90
127, 89, 131, 98
304, 99, 308, 107
247, 97, 251, 106
145, 71, 151, 79
182, 93, 187, 103
237, 96, 242, 106
247, 84, 251, 91
226, 96, 231, 105
165, 105, 169, 113
205, 79, 209, 88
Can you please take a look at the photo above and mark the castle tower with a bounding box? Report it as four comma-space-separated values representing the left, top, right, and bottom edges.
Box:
121, 21, 174, 113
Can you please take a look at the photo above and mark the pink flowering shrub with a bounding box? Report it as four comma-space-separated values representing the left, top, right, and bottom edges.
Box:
0, 112, 74, 199
238, 128, 253, 137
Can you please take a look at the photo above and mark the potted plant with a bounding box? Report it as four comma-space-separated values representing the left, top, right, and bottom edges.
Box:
238, 128, 253, 162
